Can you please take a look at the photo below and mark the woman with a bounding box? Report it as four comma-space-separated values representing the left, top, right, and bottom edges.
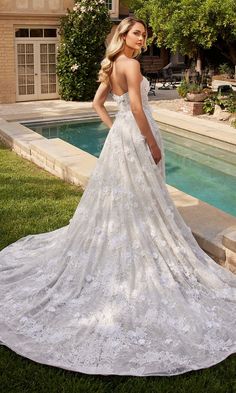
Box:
93, 17, 162, 167
0, 17, 235, 377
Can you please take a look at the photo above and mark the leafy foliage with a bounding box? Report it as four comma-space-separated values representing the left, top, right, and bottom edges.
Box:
218, 63, 235, 77
187, 83, 204, 94
203, 96, 217, 114
203, 92, 236, 114
57, 0, 112, 101
177, 80, 205, 97
222, 93, 236, 113
177, 80, 191, 98
130, 0, 236, 63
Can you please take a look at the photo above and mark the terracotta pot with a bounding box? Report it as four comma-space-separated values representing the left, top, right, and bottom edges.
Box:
186, 92, 207, 102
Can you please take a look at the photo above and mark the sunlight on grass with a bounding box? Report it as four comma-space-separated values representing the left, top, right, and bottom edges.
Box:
0, 144, 82, 249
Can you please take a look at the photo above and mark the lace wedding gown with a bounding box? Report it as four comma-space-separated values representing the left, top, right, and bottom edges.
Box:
0, 77, 236, 377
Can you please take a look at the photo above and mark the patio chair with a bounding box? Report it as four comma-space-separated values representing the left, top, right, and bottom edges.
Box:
159, 62, 185, 89
146, 73, 157, 95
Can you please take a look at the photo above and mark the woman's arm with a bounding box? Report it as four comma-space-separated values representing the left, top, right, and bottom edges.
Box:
92, 82, 113, 129
125, 60, 162, 164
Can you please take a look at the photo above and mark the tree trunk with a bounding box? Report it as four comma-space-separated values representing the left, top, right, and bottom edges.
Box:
195, 57, 202, 74
195, 48, 204, 75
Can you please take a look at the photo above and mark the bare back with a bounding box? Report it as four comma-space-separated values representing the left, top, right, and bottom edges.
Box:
109, 56, 142, 96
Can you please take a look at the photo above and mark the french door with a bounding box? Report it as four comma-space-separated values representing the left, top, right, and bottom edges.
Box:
16, 40, 59, 101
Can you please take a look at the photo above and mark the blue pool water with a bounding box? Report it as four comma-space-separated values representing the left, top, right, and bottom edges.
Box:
26, 119, 236, 217
28, 119, 108, 158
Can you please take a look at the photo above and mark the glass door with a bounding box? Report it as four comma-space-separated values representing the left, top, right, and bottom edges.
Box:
40, 43, 58, 98
16, 43, 37, 101
16, 40, 59, 101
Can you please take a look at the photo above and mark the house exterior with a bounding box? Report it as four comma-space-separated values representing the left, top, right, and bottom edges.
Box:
0, 0, 171, 104
0, 0, 125, 104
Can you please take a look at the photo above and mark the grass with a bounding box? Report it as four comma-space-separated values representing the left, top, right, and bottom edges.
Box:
0, 144, 82, 250
0, 143, 235, 393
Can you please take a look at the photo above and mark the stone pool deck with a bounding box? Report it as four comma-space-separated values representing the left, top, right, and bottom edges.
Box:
0, 98, 236, 273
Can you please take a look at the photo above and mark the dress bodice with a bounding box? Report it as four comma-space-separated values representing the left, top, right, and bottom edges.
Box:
111, 76, 150, 112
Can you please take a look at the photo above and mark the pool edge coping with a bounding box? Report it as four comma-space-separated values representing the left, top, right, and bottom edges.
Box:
151, 106, 236, 153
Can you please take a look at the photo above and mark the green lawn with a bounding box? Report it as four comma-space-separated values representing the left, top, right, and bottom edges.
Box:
0, 144, 235, 393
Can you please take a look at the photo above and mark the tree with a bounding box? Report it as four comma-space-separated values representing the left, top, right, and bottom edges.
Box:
130, 0, 236, 66
57, 0, 112, 101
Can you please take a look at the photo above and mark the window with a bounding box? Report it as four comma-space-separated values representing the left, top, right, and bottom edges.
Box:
15, 29, 29, 38
15, 29, 57, 38
30, 29, 43, 38
106, 0, 113, 10
44, 29, 57, 38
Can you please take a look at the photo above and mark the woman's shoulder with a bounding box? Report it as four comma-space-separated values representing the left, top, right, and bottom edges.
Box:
114, 56, 140, 73
114, 55, 140, 66
126, 58, 140, 68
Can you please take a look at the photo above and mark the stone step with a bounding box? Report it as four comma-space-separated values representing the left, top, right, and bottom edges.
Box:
163, 138, 236, 178
162, 130, 236, 166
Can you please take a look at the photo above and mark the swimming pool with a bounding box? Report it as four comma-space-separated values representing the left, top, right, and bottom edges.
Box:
26, 119, 236, 217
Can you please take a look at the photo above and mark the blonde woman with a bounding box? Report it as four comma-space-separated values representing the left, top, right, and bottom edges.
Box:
0, 17, 236, 377
93, 17, 162, 168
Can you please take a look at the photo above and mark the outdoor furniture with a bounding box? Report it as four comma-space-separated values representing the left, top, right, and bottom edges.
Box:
217, 84, 234, 96
146, 74, 158, 95
145, 64, 186, 93
158, 63, 186, 89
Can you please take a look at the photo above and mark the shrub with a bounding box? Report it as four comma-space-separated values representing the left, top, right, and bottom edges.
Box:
203, 96, 217, 114
187, 83, 203, 94
57, 0, 112, 101
177, 80, 205, 98
177, 80, 192, 98
223, 94, 236, 113
203, 92, 236, 115
218, 63, 234, 78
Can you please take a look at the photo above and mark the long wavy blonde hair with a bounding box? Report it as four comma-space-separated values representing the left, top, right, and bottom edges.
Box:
98, 17, 147, 85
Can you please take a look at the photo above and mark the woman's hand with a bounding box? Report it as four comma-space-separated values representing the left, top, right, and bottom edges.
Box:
148, 140, 162, 164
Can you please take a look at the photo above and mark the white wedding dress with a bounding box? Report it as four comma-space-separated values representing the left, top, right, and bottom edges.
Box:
0, 76, 236, 377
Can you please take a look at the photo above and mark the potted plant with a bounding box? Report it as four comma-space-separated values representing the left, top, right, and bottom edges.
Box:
177, 80, 209, 102
186, 83, 208, 102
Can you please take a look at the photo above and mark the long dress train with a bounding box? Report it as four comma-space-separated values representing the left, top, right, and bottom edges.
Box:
0, 77, 235, 376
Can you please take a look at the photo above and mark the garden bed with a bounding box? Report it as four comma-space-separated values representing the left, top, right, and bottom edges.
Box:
153, 98, 236, 127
